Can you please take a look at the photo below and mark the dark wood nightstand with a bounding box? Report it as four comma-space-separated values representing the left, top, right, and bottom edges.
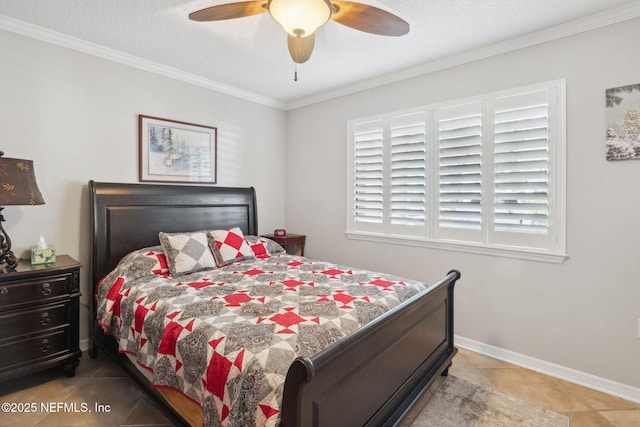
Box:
0, 255, 82, 380
262, 233, 306, 256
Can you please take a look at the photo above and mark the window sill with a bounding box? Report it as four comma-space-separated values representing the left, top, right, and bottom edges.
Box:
345, 231, 568, 264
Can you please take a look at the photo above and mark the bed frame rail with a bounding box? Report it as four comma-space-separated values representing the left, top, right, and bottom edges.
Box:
281, 269, 460, 427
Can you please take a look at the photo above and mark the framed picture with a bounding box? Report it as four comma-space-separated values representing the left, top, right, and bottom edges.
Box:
605, 83, 640, 161
139, 115, 217, 183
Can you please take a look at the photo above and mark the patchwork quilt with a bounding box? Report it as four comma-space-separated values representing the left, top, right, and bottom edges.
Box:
96, 247, 431, 427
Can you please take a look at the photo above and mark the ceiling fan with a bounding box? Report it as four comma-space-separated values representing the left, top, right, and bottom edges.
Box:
189, 0, 409, 65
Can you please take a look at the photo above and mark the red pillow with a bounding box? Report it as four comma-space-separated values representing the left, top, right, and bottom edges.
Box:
207, 227, 255, 266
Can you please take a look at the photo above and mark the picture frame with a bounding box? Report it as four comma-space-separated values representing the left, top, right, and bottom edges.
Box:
605, 83, 640, 161
139, 115, 217, 183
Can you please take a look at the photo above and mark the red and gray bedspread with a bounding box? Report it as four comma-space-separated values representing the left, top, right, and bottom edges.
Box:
96, 248, 430, 427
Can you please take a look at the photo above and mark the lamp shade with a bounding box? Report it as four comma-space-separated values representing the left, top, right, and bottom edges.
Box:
0, 155, 45, 206
269, 0, 332, 37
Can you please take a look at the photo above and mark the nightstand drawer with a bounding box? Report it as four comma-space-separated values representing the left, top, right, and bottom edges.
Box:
0, 329, 69, 370
0, 302, 69, 341
0, 256, 81, 380
0, 275, 70, 308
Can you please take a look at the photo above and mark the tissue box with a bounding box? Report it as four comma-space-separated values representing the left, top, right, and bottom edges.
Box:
31, 246, 56, 265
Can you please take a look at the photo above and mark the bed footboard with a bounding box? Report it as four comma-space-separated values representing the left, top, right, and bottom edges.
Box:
281, 269, 460, 427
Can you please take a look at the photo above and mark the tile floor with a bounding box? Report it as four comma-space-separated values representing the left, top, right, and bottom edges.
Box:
0, 348, 638, 426
449, 348, 640, 427
0, 352, 174, 426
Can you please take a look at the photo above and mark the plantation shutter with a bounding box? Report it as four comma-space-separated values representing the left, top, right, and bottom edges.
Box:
437, 104, 483, 231
390, 113, 426, 226
347, 80, 565, 261
353, 120, 385, 224
493, 90, 550, 235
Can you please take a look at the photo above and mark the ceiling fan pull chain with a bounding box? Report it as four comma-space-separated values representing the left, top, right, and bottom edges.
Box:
294, 36, 299, 81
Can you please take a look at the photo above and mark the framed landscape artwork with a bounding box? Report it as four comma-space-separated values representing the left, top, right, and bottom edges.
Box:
139, 115, 217, 183
605, 83, 640, 161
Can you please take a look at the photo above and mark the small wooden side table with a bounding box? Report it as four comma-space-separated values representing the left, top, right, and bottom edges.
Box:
262, 233, 306, 256
0, 255, 82, 380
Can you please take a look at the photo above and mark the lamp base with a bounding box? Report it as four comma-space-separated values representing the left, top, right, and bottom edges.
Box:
0, 207, 18, 272
0, 250, 18, 272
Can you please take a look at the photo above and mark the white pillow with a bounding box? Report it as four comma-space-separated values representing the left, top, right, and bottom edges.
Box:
158, 231, 217, 276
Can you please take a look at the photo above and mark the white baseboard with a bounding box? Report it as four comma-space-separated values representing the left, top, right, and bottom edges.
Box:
456, 335, 640, 404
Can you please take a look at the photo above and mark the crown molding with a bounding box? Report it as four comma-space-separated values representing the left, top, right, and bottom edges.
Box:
2, 2, 640, 112
0, 14, 286, 110
285, 2, 640, 110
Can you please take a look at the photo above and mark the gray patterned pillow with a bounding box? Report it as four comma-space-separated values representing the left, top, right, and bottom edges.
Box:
244, 235, 286, 255
158, 231, 217, 276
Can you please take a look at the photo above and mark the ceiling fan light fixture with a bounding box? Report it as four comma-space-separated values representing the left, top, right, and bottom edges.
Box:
268, 0, 332, 37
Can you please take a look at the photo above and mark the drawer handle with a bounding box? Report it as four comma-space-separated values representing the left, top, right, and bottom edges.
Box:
41, 312, 50, 326
41, 283, 51, 296
0, 287, 7, 296
40, 338, 50, 353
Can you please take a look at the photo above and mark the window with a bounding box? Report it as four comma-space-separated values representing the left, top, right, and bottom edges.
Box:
347, 80, 566, 263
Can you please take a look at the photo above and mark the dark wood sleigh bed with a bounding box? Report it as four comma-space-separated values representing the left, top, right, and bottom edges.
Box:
88, 180, 460, 427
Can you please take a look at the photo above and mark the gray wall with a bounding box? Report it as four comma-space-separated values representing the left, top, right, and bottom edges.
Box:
285, 17, 640, 393
0, 29, 287, 344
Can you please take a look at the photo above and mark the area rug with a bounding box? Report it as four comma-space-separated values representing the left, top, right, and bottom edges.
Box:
411, 376, 570, 426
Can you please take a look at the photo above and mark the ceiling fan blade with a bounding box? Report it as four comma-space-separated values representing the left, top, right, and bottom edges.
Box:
189, 1, 268, 22
288, 33, 315, 64
330, 1, 409, 36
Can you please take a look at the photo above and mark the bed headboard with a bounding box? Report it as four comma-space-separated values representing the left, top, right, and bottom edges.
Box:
89, 180, 257, 286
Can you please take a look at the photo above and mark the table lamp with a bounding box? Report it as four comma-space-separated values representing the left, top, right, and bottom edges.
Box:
0, 151, 45, 271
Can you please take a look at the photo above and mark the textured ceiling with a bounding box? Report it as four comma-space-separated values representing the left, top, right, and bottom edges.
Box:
1, 0, 639, 109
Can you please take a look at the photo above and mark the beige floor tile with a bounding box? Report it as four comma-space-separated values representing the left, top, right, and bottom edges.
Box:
64, 355, 101, 378
89, 357, 130, 379
120, 396, 174, 426
565, 410, 615, 426
480, 366, 592, 413
449, 353, 495, 388
33, 378, 145, 426
559, 380, 640, 411
0, 376, 85, 426
597, 409, 640, 427
457, 347, 515, 370
0, 403, 48, 427
1, 376, 85, 404
452, 349, 640, 426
